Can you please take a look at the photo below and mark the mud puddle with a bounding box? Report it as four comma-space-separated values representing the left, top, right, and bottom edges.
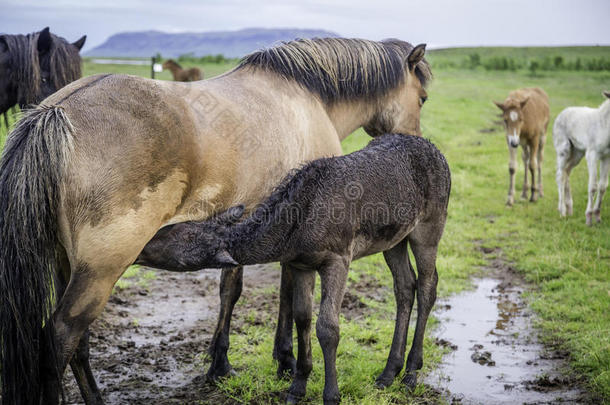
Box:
426, 248, 589, 404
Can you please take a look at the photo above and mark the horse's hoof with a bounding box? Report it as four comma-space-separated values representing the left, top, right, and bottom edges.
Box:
286, 392, 304, 404
402, 372, 417, 390
277, 358, 297, 380
586, 213, 593, 226
374, 375, 393, 389
323, 396, 341, 405
205, 367, 237, 383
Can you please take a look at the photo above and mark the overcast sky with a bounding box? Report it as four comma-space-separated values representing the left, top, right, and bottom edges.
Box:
1, 0, 608, 51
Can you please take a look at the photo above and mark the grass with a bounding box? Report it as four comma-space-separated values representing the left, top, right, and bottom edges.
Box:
1, 48, 608, 403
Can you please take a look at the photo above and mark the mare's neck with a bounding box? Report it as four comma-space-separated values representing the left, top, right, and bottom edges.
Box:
325, 100, 378, 140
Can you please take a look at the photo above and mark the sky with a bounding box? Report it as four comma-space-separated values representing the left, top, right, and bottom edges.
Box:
1, 0, 609, 52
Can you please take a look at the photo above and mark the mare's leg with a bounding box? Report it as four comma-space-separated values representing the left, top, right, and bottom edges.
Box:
375, 239, 416, 388
274, 263, 297, 378
286, 269, 316, 404
207, 266, 243, 380
42, 266, 125, 404
56, 253, 104, 405
317, 258, 349, 405
585, 150, 600, 225
593, 156, 610, 223
507, 144, 518, 206
520, 144, 530, 200
528, 141, 540, 202
538, 134, 546, 198
403, 222, 441, 389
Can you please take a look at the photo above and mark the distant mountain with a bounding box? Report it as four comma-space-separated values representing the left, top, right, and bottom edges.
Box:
86, 28, 341, 58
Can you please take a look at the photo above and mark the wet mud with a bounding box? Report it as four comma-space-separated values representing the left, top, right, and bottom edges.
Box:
426, 245, 591, 404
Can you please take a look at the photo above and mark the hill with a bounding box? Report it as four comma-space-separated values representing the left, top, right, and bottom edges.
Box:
86, 28, 340, 58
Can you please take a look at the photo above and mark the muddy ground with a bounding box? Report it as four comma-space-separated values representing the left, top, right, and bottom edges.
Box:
62, 248, 594, 404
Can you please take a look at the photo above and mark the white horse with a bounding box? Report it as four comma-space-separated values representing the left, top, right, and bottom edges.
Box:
554, 91, 610, 225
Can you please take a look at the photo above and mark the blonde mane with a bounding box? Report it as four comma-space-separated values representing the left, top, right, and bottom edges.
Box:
238, 38, 431, 104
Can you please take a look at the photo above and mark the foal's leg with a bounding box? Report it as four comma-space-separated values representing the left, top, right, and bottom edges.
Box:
564, 149, 585, 216
403, 224, 441, 389
507, 144, 518, 206
528, 141, 540, 202
317, 258, 349, 405
585, 150, 600, 226
375, 239, 416, 388
274, 263, 297, 378
593, 156, 610, 223
207, 266, 243, 380
287, 269, 316, 404
520, 144, 530, 200
538, 134, 546, 198
555, 140, 572, 216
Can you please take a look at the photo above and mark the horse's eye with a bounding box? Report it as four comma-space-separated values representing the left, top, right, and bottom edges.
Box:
41, 78, 47, 83
420, 96, 427, 106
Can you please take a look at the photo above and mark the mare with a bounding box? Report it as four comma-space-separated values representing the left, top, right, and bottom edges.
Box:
0, 38, 430, 404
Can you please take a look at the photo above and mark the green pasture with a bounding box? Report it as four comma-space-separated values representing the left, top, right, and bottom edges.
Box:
0, 47, 608, 403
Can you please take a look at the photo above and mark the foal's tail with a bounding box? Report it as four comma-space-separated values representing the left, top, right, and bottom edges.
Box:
0, 106, 74, 404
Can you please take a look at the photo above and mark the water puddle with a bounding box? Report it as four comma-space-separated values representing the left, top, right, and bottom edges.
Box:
426, 276, 585, 404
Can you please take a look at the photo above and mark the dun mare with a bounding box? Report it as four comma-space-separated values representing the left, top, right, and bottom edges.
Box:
494, 88, 549, 206
0, 27, 86, 127
554, 91, 610, 225
162, 59, 203, 81
0, 38, 430, 404
137, 134, 451, 404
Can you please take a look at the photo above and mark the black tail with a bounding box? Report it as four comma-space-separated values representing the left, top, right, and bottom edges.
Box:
0, 106, 74, 404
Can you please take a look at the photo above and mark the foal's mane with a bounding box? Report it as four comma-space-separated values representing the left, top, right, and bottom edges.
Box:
0, 30, 81, 106
237, 38, 431, 104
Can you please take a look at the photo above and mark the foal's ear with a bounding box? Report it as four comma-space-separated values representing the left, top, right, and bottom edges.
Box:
37, 27, 53, 54
494, 101, 506, 111
407, 44, 426, 71
72, 35, 86, 51
214, 249, 238, 267
520, 97, 530, 109
603, 91, 610, 99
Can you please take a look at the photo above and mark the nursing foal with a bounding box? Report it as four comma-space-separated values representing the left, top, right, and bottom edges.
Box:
137, 134, 451, 404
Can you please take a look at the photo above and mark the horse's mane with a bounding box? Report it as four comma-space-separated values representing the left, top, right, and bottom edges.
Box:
237, 38, 431, 104
0, 30, 81, 106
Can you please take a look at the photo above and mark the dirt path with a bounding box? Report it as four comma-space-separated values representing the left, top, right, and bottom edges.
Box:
426, 244, 592, 404
63, 264, 280, 405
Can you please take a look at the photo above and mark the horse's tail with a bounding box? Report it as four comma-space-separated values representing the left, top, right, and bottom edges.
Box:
0, 106, 74, 404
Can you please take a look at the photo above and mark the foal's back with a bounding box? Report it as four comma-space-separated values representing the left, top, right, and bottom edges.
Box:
282, 134, 450, 260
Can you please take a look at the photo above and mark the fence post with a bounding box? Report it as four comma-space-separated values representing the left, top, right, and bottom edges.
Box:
151, 56, 156, 79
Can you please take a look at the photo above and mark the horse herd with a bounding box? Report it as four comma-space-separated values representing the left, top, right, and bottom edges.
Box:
0, 27, 606, 405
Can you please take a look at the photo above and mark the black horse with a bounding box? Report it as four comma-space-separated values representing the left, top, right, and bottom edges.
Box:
0, 27, 85, 128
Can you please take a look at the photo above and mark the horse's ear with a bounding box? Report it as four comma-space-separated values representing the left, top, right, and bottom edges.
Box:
406, 44, 426, 71
603, 91, 610, 99
37, 27, 52, 53
494, 101, 506, 111
520, 97, 530, 109
72, 35, 86, 51
214, 249, 238, 267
